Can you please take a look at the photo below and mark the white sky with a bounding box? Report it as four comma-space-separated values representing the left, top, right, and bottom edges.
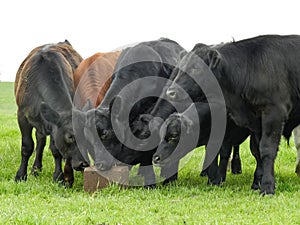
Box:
0, 0, 299, 81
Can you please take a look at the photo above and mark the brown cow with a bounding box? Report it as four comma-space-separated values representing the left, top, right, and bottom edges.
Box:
72, 51, 121, 165
15, 40, 87, 186
73, 51, 121, 108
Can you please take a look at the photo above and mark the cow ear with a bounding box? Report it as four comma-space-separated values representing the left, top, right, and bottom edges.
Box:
207, 49, 221, 69
64, 39, 71, 46
40, 102, 61, 126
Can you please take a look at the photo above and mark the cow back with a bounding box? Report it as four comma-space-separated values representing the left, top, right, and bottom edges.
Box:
15, 41, 83, 111
73, 51, 121, 109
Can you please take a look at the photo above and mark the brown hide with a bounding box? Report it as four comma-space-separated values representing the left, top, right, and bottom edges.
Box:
73, 51, 121, 108
15, 41, 83, 106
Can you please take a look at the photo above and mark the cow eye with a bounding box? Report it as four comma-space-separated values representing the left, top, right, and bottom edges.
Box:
65, 133, 75, 144
101, 130, 109, 139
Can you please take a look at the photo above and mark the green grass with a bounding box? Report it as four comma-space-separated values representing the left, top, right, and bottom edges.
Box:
1, 82, 300, 224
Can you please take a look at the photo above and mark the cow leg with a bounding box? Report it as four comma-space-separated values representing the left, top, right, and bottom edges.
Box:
293, 125, 300, 176
138, 164, 156, 189
49, 136, 64, 183
249, 134, 263, 190
161, 160, 179, 185
31, 131, 46, 176
206, 154, 221, 185
15, 114, 34, 182
231, 145, 242, 174
259, 109, 284, 195
63, 158, 74, 188
218, 145, 232, 182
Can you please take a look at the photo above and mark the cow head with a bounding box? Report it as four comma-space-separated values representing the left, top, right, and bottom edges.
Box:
40, 102, 89, 171
126, 113, 164, 151
84, 107, 119, 171
166, 46, 222, 103
152, 113, 193, 166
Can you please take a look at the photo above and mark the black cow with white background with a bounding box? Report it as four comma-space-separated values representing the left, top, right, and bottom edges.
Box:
166, 35, 300, 195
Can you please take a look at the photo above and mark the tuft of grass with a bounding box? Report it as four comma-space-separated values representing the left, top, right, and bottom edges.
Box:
1, 82, 300, 224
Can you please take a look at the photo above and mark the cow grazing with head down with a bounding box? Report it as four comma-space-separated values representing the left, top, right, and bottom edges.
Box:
152, 102, 249, 184
166, 35, 300, 195
14, 40, 88, 186
72, 51, 121, 163
133, 43, 243, 180
83, 38, 186, 187
134, 78, 244, 178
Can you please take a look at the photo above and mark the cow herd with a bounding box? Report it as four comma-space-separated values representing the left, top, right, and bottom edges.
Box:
14, 35, 300, 195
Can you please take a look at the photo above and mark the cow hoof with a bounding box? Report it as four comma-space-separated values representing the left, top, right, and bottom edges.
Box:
259, 189, 275, 196
163, 179, 176, 186
15, 174, 27, 182
259, 183, 275, 195
200, 170, 208, 177
231, 161, 242, 175
251, 182, 260, 191
207, 178, 221, 186
162, 174, 178, 185
232, 170, 242, 175
31, 166, 42, 177
53, 172, 64, 183
15, 171, 27, 182
295, 163, 300, 176
63, 180, 74, 188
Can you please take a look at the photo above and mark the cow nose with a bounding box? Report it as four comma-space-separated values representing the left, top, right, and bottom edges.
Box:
95, 161, 112, 171
166, 88, 177, 99
81, 161, 90, 168
73, 161, 89, 171
153, 155, 161, 164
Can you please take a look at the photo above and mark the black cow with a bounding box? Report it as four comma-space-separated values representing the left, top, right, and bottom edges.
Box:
166, 35, 300, 195
135, 84, 243, 177
14, 40, 88, 186
152, 102, 249, 184
83, 38, 186, 187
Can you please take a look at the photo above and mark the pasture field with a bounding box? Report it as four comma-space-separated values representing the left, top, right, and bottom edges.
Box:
1, 82, 300, 225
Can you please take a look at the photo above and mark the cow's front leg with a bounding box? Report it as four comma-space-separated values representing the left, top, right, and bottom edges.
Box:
31, 131, 46, 176
138, 164, 156, 189
259, 107, 285, 195
49, 136, 64, 183
15, 114, 34, 182
161, 160, 179, 185
206, 154, 221, 185
64, 158, 74, 188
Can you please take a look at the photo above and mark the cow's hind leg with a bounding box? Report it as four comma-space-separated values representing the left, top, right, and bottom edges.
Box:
231, 145, 242, 174
15, 114, 34, 182
31, 131, 46, 176
218, 145, 233, 182
49, 136, 64, 183
249, 134, 263, 190
259, 107, 285, 195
